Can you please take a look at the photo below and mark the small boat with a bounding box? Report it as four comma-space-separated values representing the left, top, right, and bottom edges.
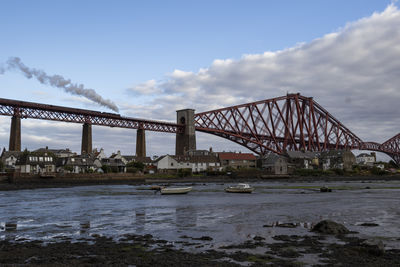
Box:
225, 183, 254, 193
320, 186, 332, 192
160, 186, 192, 195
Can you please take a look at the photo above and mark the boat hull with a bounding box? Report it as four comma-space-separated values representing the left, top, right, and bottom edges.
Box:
224, 188, 254, 193
160, 187, 192, 195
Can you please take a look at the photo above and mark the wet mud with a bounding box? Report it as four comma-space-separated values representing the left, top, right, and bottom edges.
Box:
1, 232, 400, 266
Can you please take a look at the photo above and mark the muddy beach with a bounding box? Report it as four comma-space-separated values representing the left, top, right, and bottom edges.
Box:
1, 179, 400, 266
1, 231, 400, 266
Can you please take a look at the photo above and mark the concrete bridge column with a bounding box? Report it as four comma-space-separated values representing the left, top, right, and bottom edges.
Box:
9, 115, 21, 151
136, 128, 146, 158
175, 109, 196, 156
81, 123, 92, 155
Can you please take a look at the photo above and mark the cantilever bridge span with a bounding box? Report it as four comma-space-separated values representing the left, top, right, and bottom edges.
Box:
0, 94, 399, 164
194, 94, 400, 165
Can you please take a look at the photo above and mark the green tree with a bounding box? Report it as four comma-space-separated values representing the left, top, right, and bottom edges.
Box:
0, 160, 4, 172
101, 165, 112, 173
64, 165, 73, 172
127, 161, 145, 170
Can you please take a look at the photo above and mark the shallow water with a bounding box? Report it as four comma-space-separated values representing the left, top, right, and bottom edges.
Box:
1, 180, 400, 250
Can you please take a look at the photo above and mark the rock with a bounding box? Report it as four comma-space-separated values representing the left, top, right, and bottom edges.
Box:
363, 239, 385, 256
320, 186, 332, 192
360, 223, 379, 227
192, 236, 213, 241
311, 220, 349, 235
263, 224, 274, 227
276, 222, 298, 228
25, 256, 41, 264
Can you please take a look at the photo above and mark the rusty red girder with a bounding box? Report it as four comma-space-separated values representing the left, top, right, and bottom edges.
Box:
0, 98, 183, 133
362, 134, 400, 165
195, 93, 400, 165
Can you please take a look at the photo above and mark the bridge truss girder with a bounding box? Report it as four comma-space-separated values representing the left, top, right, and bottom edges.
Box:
195, 94, 399, 165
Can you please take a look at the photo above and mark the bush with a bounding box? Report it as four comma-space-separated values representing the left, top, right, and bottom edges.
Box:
293, 169, 331, 176
332, 168, 344, 176
127, 167, 138, 173
371, 166, 386, 176
126, 161, 145, 171
206, 170, 226, 176
177, 168, 192, 177
101, 165, 112, 173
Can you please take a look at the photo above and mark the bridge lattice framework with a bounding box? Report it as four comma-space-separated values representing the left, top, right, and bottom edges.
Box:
0, 95, 399, 165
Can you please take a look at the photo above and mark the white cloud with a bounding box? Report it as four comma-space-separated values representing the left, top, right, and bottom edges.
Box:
127, 4, 400, 148
127, 79, 161, 95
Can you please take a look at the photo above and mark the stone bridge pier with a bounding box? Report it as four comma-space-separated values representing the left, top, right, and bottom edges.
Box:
9, 115, 21, 151
81, 123, 92, 155
175, 109, 196, 156
136, 128, 146, 158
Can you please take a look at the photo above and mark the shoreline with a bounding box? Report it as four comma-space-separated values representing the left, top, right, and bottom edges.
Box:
1, 229, 399, 266
1, 174, 400, 191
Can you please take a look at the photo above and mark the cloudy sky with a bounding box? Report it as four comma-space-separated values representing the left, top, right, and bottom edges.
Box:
0, 0, 399, 161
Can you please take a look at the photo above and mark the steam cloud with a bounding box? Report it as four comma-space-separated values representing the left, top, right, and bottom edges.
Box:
2, 57, 119, 112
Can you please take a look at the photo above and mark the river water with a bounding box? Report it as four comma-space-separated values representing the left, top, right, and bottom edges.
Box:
1, 180, 400, 250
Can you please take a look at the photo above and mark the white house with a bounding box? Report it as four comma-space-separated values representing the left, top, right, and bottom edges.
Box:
356, 153, 376, 166
154, 155, 192, 172
1, 150, 23, 169
16, 154, 56, 174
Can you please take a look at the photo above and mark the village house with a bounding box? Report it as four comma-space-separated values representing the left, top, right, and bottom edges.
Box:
216, 152, 256, 170
0, 149, 23, 170
57, 155, 101, 173
153, 155, 192, 173
101, 158, 126, 173
119, 154, 153, 166
185, 149, 221, 172
320, 150, 356, 171
285, 151, 319, 171
260, 153, 288, 175
34, 147, 76, 158
16, 153, 56, 174
92, 148, 107, 160
356, 152, 376, 167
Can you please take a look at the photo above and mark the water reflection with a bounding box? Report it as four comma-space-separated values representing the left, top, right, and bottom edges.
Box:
135, 208, 146, 231
176, 207, 197, 227
79, 221, 90, 234
0, 182, 399, 249
5, 222, 17, 231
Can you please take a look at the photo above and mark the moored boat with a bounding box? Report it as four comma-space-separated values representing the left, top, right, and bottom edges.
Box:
224, 183, 254, 193
160, 186, 192, 195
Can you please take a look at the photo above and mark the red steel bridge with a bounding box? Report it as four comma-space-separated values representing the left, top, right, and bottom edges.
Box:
0, 94, 399, 164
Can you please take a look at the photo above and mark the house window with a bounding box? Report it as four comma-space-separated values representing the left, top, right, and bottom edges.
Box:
171, 163, 173, 166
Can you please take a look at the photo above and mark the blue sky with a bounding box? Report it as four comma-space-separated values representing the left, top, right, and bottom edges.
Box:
0, 0, 398, 160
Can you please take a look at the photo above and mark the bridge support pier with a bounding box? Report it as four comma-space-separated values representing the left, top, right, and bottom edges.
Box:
136, 128, 146, 158
175, 109, 196, 156
9, 116, 21, 151
81, 123, 92, 155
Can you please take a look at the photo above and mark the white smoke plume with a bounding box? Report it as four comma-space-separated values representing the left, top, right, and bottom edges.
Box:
3, 57, 119, 112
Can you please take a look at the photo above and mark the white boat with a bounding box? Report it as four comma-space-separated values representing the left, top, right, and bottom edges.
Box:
225, 183, 254, 193
160, 186, 192, 195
